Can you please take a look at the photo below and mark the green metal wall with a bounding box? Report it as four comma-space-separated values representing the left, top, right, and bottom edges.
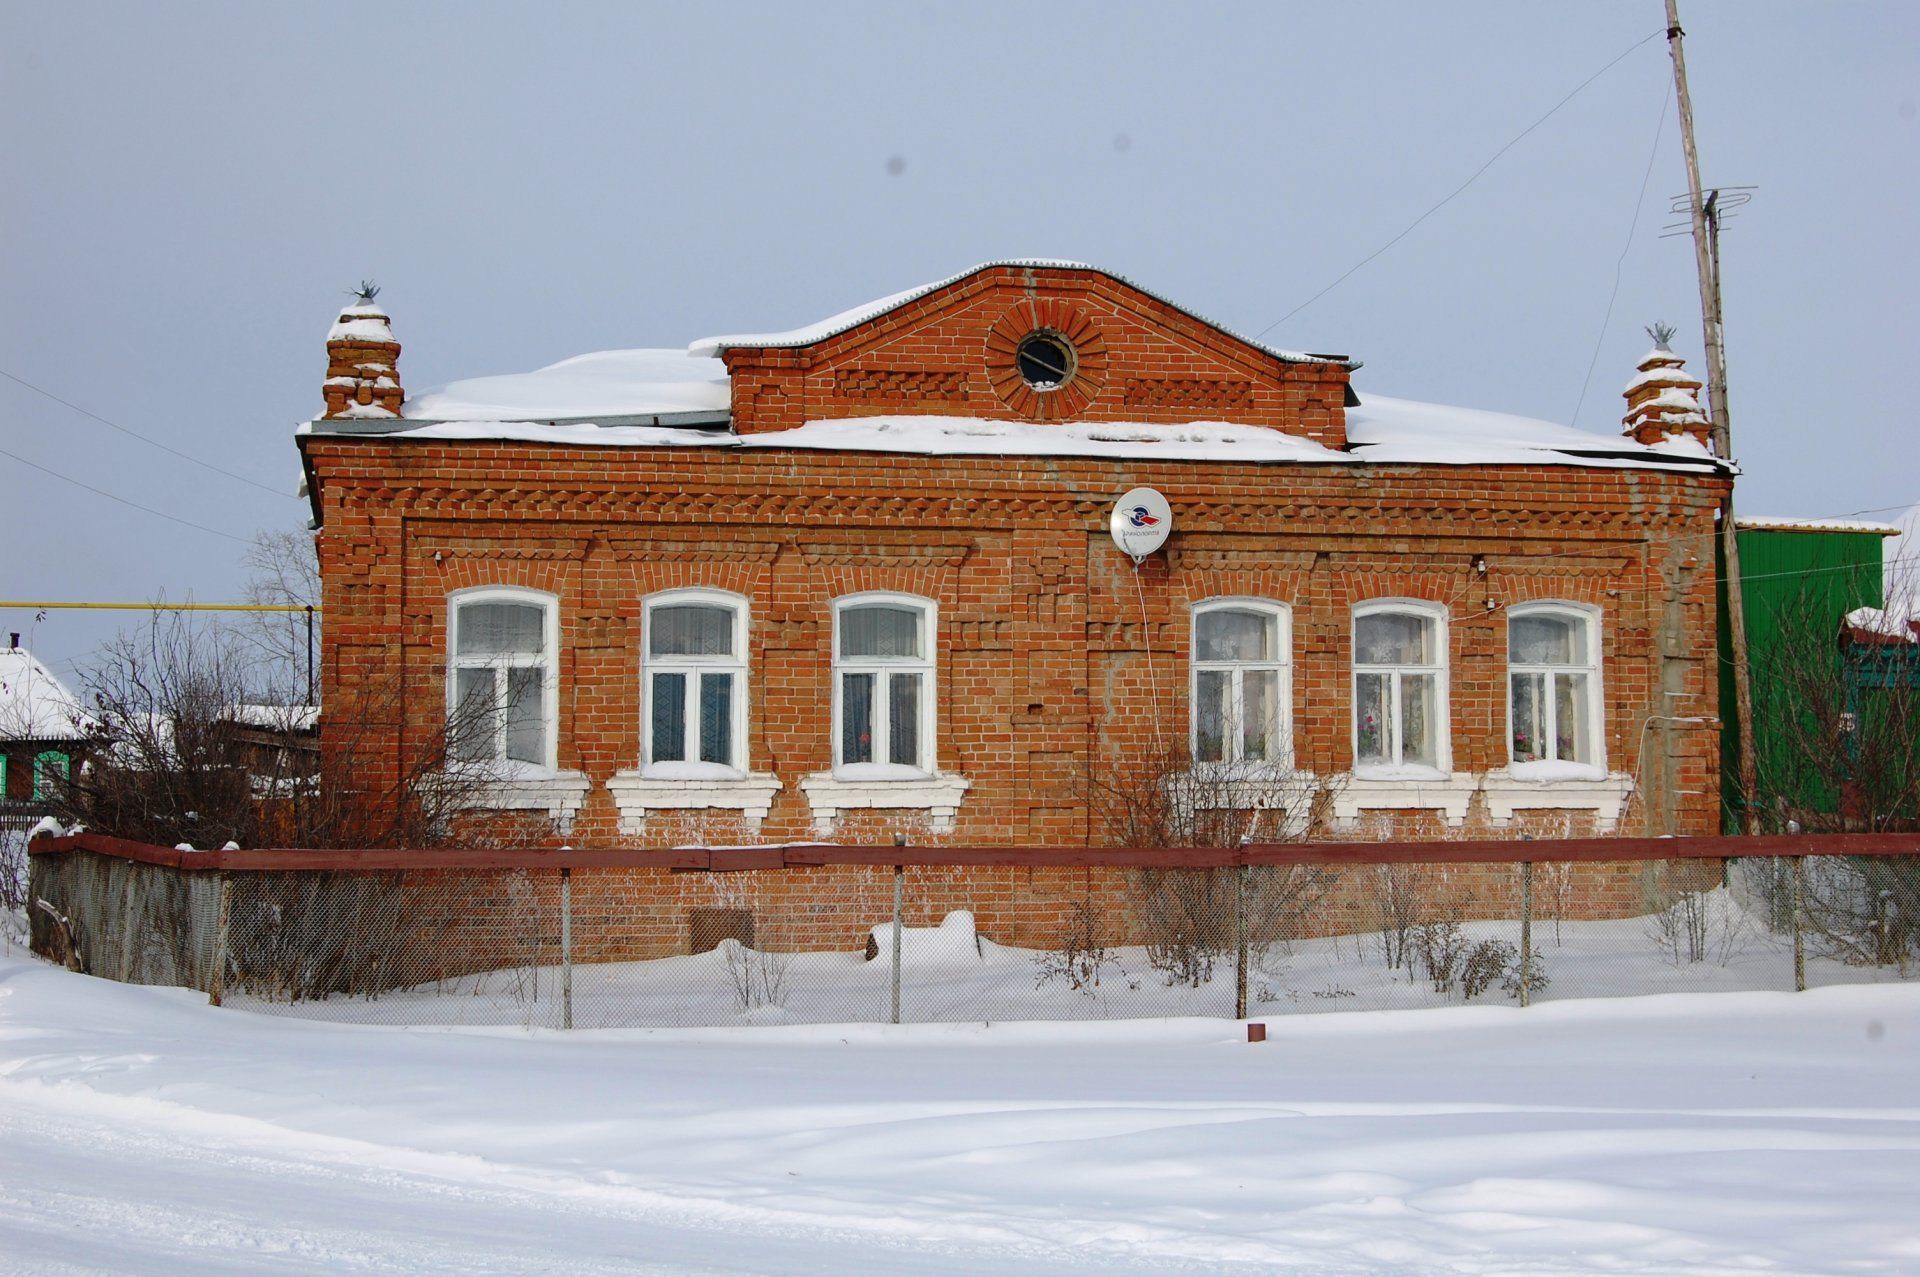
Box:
1717, 525, 1888, 831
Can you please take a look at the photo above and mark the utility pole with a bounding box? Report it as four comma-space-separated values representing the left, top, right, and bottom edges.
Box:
1666, 0, 1761, 835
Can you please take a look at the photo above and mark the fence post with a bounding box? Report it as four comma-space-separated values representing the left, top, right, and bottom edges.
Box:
1234, 861, 1250, 1021
207, 870, 231, 1007
1790, 855, 1806, 993
1519, 861, 1533, 1009
560, 867, 574, 1031
890, 862, 904, 1026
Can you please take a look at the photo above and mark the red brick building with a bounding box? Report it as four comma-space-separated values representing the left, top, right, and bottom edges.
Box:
298, 262, 1729, 853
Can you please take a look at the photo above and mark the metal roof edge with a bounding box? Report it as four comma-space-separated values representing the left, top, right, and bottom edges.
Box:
696, 260, 1361, 369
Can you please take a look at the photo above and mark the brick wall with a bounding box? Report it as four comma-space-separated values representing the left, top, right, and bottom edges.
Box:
304, 437, 1728, 848
719, 265, 1353, 445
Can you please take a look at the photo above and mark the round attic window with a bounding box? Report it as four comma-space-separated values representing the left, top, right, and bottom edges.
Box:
1015, 331, 1076, 391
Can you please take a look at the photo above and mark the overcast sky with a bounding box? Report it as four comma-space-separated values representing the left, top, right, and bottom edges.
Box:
3, 1, 1915, 683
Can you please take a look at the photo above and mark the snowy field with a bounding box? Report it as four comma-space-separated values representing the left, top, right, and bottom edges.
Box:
3, 938, 1919, 1275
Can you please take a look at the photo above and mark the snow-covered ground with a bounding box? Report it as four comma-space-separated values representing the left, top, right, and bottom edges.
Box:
222, 887, 1914, 1030
2, 935, 1918, 1275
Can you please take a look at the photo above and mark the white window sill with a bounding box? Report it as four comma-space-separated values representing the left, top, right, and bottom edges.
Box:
437, 765, 592, 832
607, 769, 782, 834
1481, 769, 1634, 832
1330, 772, 1475, 830
799, 771, 971, 834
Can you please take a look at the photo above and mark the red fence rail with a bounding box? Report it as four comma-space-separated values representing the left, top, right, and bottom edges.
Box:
28, 829, 1920, 872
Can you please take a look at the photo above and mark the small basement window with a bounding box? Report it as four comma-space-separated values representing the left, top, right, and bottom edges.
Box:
1016, 331, 1075, 391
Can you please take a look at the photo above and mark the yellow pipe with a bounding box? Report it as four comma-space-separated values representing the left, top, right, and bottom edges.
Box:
0, 601, 318, 613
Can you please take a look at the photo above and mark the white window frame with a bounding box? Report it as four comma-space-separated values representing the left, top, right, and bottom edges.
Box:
831, 592, 937, 777
641, 588, 750, 777
1189, 598, 1293, 769
1505, 601, 1605, 772
446, 586, 560, 771
1351, 599, 1450, 776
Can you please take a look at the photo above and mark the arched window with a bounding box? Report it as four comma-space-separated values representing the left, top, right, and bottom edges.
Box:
447, 588, 557, 768
644, 590, 748, 774
833, 594, 935, 774
1508, 604, 1602, 769
31, 750, 69, 801
1191, 600, 1291, 766
1353, 601, 1448, 773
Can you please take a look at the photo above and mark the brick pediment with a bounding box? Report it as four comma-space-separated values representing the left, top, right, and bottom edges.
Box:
718, 263, 1353, 447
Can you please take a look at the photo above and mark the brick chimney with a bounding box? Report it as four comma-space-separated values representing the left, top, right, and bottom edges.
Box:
322, 283, 403, 419
1622, 325, 1711, 450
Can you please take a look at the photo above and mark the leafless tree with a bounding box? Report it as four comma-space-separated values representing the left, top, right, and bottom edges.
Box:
240, 529, 321, 706
1079, 744, 1334, 989
48, 609, 500, 850
1745, 584, 1918, 971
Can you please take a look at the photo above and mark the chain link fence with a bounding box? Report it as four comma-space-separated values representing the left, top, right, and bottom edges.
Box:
27, 840, 1919, 1029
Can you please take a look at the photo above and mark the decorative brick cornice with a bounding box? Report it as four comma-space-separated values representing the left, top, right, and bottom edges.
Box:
608, 540, 781, 563
1122, 377, 1254, 411
796, 542, 971, 567
1170, 548, 1318, 572
832, 368, 971, 402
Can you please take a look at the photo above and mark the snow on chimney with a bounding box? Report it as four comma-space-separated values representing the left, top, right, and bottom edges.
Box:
322, 282, 403, 419
1622, 324, 1712, 450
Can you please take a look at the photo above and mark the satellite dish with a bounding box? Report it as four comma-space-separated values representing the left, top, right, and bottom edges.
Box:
1110, 487, 1172, 562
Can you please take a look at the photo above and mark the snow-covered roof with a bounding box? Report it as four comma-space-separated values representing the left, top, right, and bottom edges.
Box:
227, 704, 320, 732
688, 260, 1356, 367
1844, 603, 1920, 645
1734, 516, 1902, 536
734, 417, 1344, 463
0, 648, 91, 742
1343, 393, 1722, 470
402, 348, 730, 422
310, 388, 1725, 473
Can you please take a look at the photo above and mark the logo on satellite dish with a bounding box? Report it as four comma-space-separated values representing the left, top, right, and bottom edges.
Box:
1110, 487, 1172, 561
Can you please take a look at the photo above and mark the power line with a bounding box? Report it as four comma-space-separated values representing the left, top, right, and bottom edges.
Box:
0, 443, 252, 546
1570, 81, 1671, 428
1255, 28, 1666, 340
0, 367, 290, 498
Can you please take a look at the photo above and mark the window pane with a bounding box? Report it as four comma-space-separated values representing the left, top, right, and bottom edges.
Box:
1197, 608, 1274, 662
1356, 611, 1432, 665
1556, 672, 1592, 764
1355, 672, 1389, 765
1511, 613, 1579, 665
888, 672, 922, 767
1401, 673, 1438, 768
650, 672, 686, 764
841, 672, 874, 764
456, 601, 544, 657
1196, 669, 1228, 763
1243, 669, 1278, 763
505, 666, 545, 764
1511, 672, 1546, 763
699, 672, 733, 765
651, 604, 734, 657
452, 667, 497, 761
840, 604, 921, 658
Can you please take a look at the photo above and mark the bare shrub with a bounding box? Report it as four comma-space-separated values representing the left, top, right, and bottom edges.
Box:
1081, 743, 1331, 989
718, 938, 791, 1013
1033, 897, 1125, 994
1641, 866, 1756, 967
